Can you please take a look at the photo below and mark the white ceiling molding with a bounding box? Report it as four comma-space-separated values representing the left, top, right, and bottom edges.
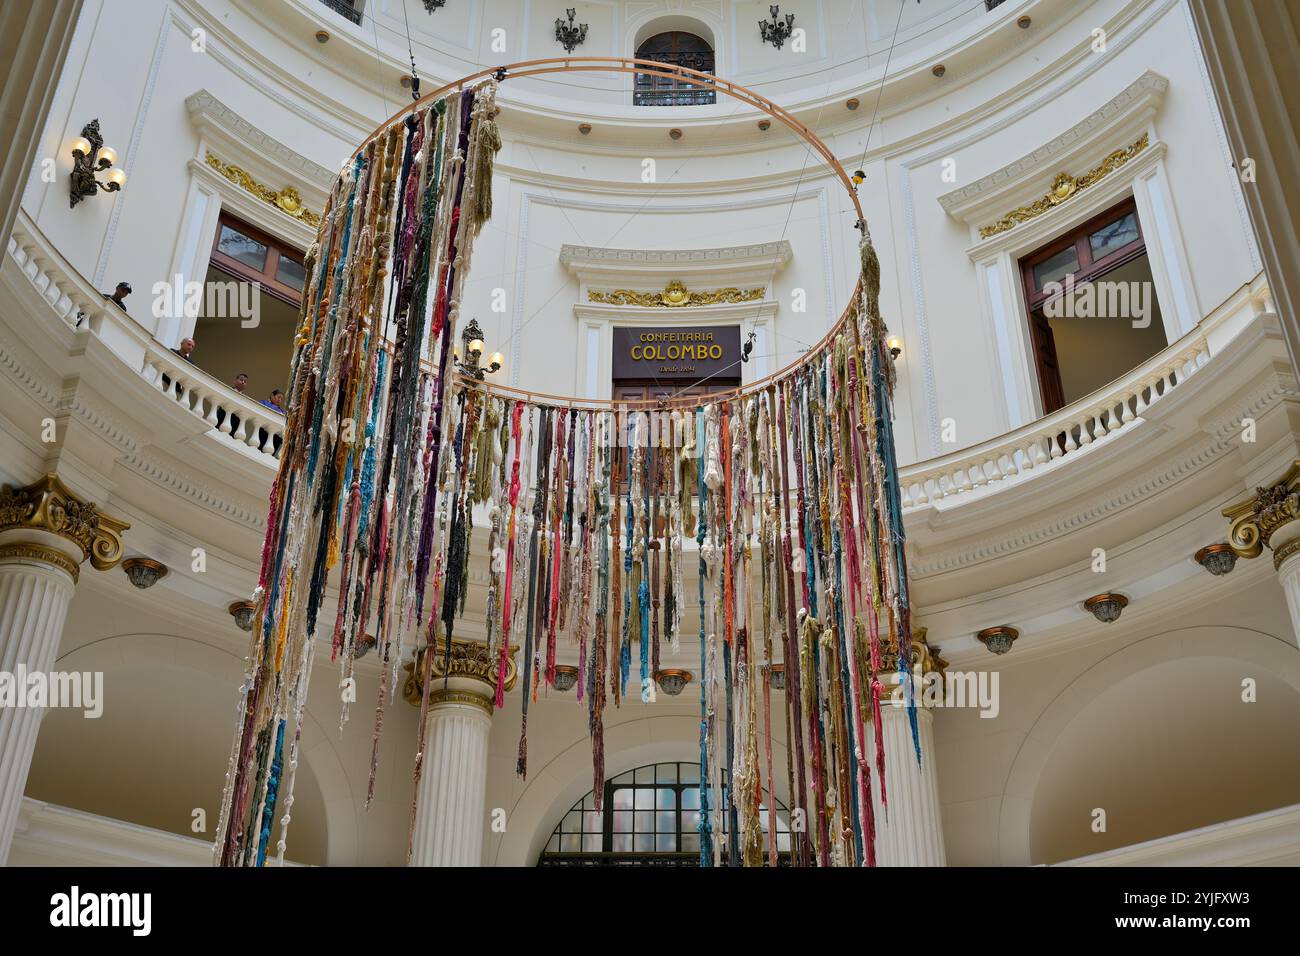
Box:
559, 240, 792, 292
937, 69, 1169, 233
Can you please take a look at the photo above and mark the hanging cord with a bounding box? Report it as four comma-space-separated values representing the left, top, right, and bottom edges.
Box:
401, 0, 421, 101
851, 0, 907, 233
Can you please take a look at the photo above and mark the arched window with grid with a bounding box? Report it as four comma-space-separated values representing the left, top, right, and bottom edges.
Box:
538, 761, 791, 865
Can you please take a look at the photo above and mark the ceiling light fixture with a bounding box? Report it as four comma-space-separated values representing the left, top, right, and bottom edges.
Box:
976, 625, 1019, 655
1084, 592, 1129, 623
121, 557, 168, 590
1194, 544, 1238, 576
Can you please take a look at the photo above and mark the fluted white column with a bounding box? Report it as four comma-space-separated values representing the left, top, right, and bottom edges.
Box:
871, 678, 947, 867
1270, 524, 1300, 648
409, 683, 493, 867
0, 532, 79, 865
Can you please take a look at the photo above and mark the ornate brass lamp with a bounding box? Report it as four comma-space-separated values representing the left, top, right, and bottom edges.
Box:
69, 120, 125, 208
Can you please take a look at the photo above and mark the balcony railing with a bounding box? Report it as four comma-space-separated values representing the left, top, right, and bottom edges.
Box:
898, 331, 1210, 509
142, 345, 284, 463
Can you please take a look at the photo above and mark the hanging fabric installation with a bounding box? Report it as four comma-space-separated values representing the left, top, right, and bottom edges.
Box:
215, 65, 919, 869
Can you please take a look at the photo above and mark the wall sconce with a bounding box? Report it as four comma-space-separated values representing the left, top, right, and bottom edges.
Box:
69, 120, 125, 208
655, 668, 694, 696
886, 335, 902, 359
422, 0, 447, 11
759, 5, 796, 49
552, 664, 580, 693
1083, 592, 1129, 623
454, 318, 503, 380
555, 8, 588, 53
121, 557, 167, 590
976, 625, 1019, 656
1194, 543, 1238, 576
228, 600, 256, 632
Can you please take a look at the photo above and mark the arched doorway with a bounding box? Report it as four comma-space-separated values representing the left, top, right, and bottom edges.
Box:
633, 31, 716, 106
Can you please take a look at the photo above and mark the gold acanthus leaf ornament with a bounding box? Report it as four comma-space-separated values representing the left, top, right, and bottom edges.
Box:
978, 133, 1150, 239
1223, 460, 1300, 567
589, 279, 765, 308
204, 152, 321, 228
0, 474, 130, 574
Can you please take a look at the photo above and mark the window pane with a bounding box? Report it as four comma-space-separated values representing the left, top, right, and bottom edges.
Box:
1031, 245, 1079, 291
613, 810, 632, 833
612, 770, 633, 784
679, 763, 700, 784
634, 810, 653, 832
683, 810, 700, 831
681, 788, 700, 810
656, 788, 675, 810
656, 764, 678, 784
546, 835, 559, 853
634, 833, 653, 852
560, 832, 580, 852
634, 789, 654, 809
583, 794, 594, 810
655, 832, 676, 852
1089, 212, 1139, 259
583, 810, 601, 832
613, 788, 633, 810
634, 766, 653, 784
612, 832, 632, 852
656, 810, 675, 832
217, 225, 267, 271
275, 255, 306, 292
582, 832, 602, 852
681, 832, 700, 853
563, 810, 580, 832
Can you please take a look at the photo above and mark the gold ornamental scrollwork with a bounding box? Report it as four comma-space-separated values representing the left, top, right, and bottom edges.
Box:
402, 636, 518, 707
978, 133, 1150, 239
204, 152, 322, 228
588, 279, 765, 308
1223, 461, 1300, 567
0, 474, 129, 574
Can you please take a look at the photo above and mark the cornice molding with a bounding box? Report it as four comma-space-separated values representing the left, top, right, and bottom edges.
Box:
560, 240, 793, 271
938, 70, 1168, 225
186, 89, 336, 190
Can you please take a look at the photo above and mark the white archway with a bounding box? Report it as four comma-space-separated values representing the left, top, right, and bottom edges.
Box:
997, 626, 1300, 865
33, 632, 359, 866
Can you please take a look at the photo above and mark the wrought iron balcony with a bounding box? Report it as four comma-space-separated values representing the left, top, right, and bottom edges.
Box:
319, 0, 363, 26
634, 51, 716, 106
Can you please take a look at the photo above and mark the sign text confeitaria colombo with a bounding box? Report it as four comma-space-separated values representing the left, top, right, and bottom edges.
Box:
611, 325, 742, 379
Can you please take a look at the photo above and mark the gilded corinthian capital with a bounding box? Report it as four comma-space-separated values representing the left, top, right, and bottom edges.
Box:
403, 636, 518, 710
0, 474, 130, 580
1224, 461, 1300, 568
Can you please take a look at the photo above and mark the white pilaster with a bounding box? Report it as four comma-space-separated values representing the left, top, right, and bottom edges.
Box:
409, 685, 493, 867
0, 532, 79, 866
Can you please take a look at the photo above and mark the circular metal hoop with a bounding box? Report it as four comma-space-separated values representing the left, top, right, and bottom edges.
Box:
357, 57, 871, 411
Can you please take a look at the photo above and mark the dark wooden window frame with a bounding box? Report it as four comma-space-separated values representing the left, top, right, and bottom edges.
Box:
209, 211, 306, 308
1018, 197, 1149, 414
